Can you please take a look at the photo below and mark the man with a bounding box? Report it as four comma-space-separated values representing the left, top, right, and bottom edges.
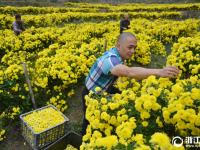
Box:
120, 13, 130, 34
13, 14, 25, 36
81, 32, 179, 135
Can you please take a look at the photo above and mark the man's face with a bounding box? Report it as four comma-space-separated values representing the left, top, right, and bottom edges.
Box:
124, 14, 129, 20
118, 37, 137, 60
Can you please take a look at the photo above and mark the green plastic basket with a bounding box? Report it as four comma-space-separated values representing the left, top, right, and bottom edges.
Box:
20, 105, 69, 150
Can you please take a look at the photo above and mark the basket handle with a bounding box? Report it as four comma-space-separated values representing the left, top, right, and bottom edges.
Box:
22, 62, 37, 109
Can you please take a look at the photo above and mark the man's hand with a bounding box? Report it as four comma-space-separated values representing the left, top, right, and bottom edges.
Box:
158, 66, 179, 78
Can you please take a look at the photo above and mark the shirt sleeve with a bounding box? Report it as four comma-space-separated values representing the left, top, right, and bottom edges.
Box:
13, 22, 20, 31
102, 55, 121, 75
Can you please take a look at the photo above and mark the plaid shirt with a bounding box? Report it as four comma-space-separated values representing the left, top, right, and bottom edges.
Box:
85, 47, 123, 92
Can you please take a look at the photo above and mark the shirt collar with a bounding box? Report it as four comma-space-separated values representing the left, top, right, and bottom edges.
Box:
110, 47, 123, 63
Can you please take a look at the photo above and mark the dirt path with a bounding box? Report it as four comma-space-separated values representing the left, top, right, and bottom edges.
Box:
65, 85, 84, 134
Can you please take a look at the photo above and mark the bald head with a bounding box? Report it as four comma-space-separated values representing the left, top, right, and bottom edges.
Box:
116, 32, 137, 60
116, 32, 136, 45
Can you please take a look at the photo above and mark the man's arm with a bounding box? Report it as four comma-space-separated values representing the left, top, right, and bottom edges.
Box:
111, 64, 179, 80
127, 20, 130, 29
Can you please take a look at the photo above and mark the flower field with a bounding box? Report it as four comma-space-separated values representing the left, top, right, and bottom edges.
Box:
0, 2, 200, 149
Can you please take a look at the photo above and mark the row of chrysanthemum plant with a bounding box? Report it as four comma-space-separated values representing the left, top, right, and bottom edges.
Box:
0, 11, 183, 30
1, 18, 199, 64
1, 3, 200, 15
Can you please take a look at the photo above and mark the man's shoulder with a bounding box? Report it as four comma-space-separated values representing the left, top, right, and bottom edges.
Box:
97, 47, 122, 63
102, 48, 118, 58
101, 51, 121, 65
97, 51, 116, 64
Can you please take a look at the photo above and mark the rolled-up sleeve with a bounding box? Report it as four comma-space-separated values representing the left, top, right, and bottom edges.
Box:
13, 22, 18, 31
